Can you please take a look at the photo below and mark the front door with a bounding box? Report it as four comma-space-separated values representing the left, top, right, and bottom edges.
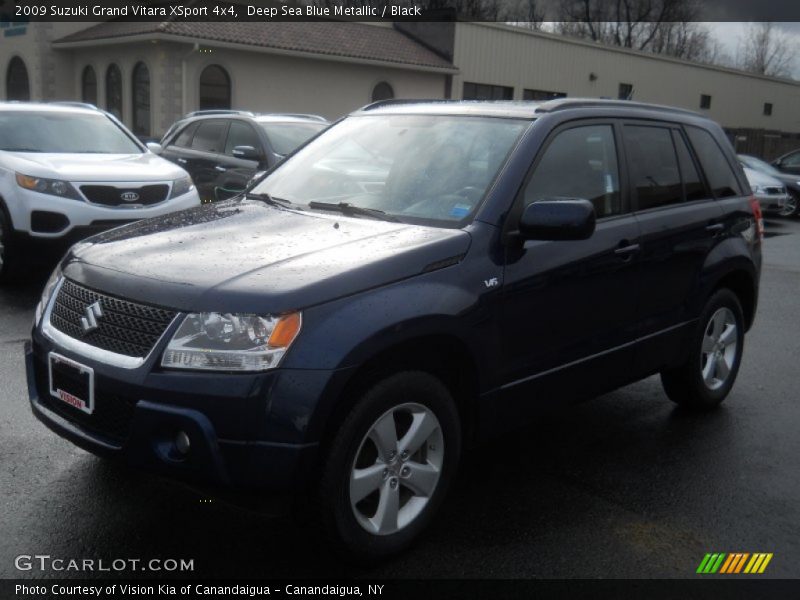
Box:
499, 122, 641, 412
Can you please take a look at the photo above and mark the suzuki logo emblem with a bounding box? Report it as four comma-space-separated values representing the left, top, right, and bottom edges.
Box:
80, 301, 103, 334
120, 191, 140, 202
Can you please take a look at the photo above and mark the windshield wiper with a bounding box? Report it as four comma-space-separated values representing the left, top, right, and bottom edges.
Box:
308, 201, 401, 222
245, 192, 297, 208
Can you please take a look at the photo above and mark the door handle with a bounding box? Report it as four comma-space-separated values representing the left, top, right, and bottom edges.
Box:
215, 165, 227, 172
614, 243, 640, 256
705, 223, 724, 233
176, 157, 187, 164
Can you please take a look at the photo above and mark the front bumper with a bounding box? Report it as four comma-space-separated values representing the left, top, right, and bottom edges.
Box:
25, 336, 348, 492
754, 192, 788, 213
8, 187, 200, 238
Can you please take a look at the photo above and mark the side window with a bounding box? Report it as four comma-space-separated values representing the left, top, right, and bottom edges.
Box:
624, 125, 682, 211
523, 125, 621, 218
191, 120, 227, 153
686, 126, 742, 198
224, 121, 262, 156
672, 130, 706, 201
782, 151, 800, 167
173, 122, 199, 148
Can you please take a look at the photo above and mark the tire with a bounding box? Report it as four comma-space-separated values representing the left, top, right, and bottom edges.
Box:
661, 289, 745, 410
316, 371, 461, 563
0, 206, 19, 284
778, 192, 799, 218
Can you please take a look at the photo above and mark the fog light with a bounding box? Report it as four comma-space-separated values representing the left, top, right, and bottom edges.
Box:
175, 431, 191, 455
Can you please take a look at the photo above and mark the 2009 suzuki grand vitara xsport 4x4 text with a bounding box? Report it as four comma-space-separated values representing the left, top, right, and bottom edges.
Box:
26, 99, 762, 561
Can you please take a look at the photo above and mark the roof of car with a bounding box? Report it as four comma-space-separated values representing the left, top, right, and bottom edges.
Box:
0, 101, 102, 115
355, 98, 706, 120
180, 110, 327, 124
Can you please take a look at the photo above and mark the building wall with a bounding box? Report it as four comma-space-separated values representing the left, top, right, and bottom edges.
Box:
453, 23, 800, 132
180, 46, 446, 123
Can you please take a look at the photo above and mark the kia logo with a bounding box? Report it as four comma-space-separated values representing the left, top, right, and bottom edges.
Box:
80, 301, 103, 334
120, 191, 140, 202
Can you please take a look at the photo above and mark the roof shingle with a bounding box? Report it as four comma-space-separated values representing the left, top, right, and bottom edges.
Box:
54, 21, 456, 71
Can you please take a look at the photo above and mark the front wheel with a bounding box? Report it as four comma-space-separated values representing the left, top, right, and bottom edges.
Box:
778, 193, 799, 218
661, 289, 745, 410
316, 371, 461, 563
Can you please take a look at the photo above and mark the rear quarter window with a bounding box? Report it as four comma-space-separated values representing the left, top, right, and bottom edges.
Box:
686, 126, 742, 198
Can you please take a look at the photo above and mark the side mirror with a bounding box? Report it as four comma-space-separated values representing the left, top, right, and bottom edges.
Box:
518, 199, 596, 241
146, 142, 163, 154
232, 145, 261, 161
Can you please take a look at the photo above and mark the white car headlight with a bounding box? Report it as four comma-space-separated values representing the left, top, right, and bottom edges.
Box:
16, 173, 82, 201
34, 266, 62, 327
161, 312, 301, 372
170, 176, 195, 199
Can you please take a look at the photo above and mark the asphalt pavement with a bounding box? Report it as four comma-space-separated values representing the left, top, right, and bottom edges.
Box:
1, 217, 798, 579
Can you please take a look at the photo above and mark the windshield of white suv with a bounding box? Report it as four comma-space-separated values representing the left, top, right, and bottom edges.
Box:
258, 121, 327, 156
252, 114, 529, 226
0, 111, 142, 153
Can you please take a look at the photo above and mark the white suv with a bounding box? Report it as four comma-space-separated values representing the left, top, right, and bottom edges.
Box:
0, 102, 200, 282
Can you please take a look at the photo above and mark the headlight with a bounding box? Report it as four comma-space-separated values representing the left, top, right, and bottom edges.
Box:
34, 266, 62, 327
161, 312, 301, 372
170, 176, 195, 199
16, 173, 82, 201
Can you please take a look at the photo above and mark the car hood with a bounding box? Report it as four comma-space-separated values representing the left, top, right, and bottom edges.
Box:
743, 166, 783, 188
63, 199, 471, 313
2, 151, 187, 181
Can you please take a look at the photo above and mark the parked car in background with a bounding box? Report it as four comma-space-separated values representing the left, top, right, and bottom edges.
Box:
740, 166, 788, 216
739, 153, 800, 218
157, 110, 328, 202
771, 148, 800, 177
0, 102, 200, 283
27, 99, 762, 561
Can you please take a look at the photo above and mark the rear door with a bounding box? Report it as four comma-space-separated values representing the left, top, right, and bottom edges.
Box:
499, 121, 642, 410
623, 122, 728, 374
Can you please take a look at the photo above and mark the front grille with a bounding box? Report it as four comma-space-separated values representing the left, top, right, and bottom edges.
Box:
50, 279, 177, 358
34, 363, 136, 444
80, 184, 169, 207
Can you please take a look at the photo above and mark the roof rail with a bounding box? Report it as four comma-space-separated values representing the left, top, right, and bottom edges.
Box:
534, 98, 700, 117
362, 99, 454, 111
48, 101, 99, 110
184, 109, 255, 118
266, 113, 328, 122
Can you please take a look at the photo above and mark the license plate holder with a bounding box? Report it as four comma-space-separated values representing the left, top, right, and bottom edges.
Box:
48, 352, 94, 415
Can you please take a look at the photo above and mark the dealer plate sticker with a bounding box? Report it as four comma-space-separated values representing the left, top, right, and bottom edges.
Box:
48, 352, 95, 415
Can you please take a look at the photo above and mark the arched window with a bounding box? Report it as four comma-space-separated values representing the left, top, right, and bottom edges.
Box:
199, 65, 231, 110
105, 64, 122, 119
131, 62, 150, 136
6, 57, 30, 101
81, 66, 97, 105
371, 81, 394, 102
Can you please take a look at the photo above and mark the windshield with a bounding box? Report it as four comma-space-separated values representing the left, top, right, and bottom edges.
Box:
259, 121, 327, 155
0, 111, 142, 153
252, 114, 529, 226
738, 154, 782, 177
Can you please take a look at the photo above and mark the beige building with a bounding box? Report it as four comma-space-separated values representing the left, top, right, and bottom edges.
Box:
2, 20, 799, 140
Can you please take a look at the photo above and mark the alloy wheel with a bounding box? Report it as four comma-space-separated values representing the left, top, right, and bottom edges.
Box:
778, 195, 798, 217
700, 307, 738, 391
349, 402, 444, 536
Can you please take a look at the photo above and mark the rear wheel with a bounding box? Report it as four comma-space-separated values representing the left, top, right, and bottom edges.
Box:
661, 289, 745, 410
316, 371, 461, 563
778, 193, 799, 218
